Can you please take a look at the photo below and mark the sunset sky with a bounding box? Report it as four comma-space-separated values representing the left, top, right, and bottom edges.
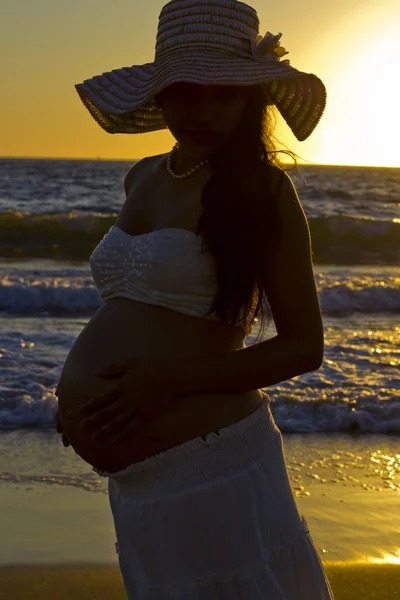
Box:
2, 0, 399, 167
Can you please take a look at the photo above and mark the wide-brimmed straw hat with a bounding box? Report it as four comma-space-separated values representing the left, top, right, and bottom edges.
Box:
75, 0, 327, 141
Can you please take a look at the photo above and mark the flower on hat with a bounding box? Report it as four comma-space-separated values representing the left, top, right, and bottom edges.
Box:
251, 31, 289, 63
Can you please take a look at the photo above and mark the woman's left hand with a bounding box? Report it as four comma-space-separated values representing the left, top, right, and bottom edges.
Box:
78, 357, 184, 445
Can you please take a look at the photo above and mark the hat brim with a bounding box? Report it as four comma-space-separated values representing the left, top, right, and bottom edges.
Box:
75, 50, 326, 141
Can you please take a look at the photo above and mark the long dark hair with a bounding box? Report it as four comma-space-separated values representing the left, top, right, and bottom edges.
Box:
196, 84, 299, 341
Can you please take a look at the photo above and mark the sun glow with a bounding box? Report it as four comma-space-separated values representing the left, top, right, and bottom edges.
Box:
368, 551, 400, 565
315, 18, 400, 167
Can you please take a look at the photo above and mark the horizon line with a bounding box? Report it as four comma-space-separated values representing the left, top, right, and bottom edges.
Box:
0, 155, 399, 169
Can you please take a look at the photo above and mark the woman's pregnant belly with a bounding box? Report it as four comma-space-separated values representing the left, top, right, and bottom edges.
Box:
57, 298, 263, 473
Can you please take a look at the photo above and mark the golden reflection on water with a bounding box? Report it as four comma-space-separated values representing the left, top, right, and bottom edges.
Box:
284, 438, 400, 498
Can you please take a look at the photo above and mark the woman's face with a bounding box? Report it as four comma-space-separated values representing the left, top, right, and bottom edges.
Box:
156, 82, 252, 156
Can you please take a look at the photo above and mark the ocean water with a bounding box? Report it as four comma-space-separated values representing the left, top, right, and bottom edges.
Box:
0, 158, 399, 437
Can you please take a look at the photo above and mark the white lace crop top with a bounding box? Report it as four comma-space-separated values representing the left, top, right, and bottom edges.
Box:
89, 225, 257, 336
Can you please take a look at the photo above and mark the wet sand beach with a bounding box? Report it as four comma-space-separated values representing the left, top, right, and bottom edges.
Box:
1, 562, 400, 600
2, 432, 399, 598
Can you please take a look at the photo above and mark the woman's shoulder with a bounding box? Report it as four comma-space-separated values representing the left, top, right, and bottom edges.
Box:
127, 152, 168, 173
261, 163, 291, 195
266, 162, 291, 180
124, 153, 168, 194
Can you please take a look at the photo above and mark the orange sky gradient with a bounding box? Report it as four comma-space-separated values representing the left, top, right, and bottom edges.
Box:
2, 0, 399, 167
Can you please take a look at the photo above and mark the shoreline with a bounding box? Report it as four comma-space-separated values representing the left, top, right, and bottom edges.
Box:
2, 432, 400, 566
2, 432, 399, 598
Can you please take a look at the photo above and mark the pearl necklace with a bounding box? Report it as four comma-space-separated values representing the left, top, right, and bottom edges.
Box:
166, 143, 209, 179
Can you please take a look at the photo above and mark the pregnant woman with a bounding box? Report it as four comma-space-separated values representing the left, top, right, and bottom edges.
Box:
55, 0, 335, 598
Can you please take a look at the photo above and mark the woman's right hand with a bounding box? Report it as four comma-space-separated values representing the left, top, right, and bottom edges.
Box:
54, 382, 70, 447
54, 407, 71, 448
53, 383, 71, 448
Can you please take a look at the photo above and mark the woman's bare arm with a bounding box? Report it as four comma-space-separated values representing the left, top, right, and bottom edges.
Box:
165, 171, 324, 395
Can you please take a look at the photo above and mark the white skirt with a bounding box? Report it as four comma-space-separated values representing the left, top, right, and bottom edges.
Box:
94, 397, 335, 599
